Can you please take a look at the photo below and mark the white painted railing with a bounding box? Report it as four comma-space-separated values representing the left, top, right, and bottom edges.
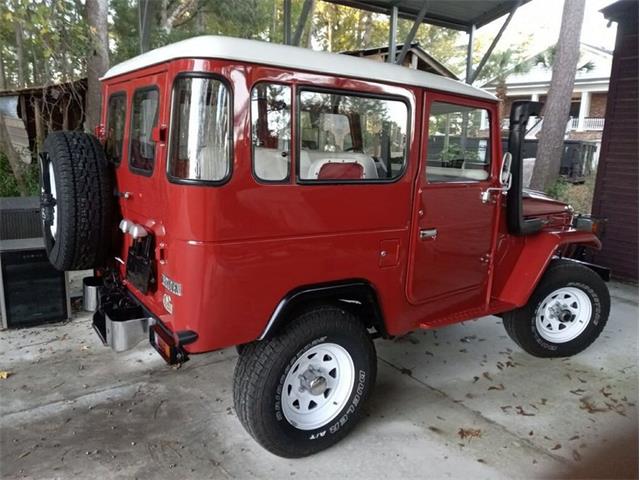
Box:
502, 116, 605, 132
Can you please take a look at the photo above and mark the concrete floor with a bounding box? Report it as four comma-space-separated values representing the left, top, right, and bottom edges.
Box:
1, 282, 637, 479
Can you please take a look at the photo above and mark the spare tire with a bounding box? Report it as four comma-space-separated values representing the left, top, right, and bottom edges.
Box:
40, 131, 115, 271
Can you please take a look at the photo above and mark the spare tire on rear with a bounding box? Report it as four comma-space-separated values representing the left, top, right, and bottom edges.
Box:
40, 131, 115, 271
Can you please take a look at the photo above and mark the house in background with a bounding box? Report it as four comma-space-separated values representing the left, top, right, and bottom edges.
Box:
483, 43, 612, 142
343, 43, 459, 79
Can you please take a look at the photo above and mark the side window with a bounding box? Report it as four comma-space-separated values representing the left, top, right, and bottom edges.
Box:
105, 93, 126, 165
130, 88, 159, 173
298, 90, 408, 181
168, 76, 231, 183
426, 102, 491, 182
251, 83, 291, 182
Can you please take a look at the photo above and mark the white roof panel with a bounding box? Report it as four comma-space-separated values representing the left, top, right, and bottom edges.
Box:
102, 36, 496, 101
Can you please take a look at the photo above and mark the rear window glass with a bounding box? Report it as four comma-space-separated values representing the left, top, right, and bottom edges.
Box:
105, 93, 126, 165
298, 90, 408, 182
168, 76, 231, 183
129, 88, 158, 173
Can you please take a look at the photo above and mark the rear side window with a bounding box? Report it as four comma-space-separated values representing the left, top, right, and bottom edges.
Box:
251, 83, 291, 182
105, 93, 126, 165
168, 76, 231, 183
130, 88, 159, 174
298, 90, 408, 182
426, 102, 491, 183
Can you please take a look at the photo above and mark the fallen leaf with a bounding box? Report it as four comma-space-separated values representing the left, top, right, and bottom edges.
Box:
500, 405, 513, 413
0, 371, 11, 380
569, 435, 580, 441
579, 397, 608, 414
482, 372, 493, 381
551, 444, 562, 451
472, 376, 480, 383
570, 389, 586, 396
458, 428, 482, 441
488, 384, 505, 391
515, 406, 535, 416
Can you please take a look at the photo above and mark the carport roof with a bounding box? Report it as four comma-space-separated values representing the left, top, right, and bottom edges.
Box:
323, 0, 529, 31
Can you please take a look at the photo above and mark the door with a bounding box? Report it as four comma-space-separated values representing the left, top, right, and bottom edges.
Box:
407, 94, 499, 318
121, 71, 168, 221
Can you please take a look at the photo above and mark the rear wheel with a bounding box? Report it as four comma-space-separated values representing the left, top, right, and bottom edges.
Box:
40, 131, 114, 271
503, 259, 610, 357
233, 307, 376, 458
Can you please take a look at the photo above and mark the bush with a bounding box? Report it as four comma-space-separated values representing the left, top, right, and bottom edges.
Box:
0, 152, 40, 197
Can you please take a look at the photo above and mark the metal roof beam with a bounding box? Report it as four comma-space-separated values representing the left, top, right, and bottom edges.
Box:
396, 1, 429, 65
469, 0, 521, 83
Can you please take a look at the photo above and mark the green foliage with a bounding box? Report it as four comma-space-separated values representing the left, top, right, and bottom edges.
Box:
546, 177, 570, 201
0, 152, 39, 197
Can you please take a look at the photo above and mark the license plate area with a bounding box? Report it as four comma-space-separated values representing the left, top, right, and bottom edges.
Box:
126, 236, 155, 294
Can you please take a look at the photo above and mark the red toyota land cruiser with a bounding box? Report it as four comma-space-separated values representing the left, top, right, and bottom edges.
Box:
39, 36, 610, 458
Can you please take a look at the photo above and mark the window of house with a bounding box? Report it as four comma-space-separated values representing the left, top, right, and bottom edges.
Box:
426, 102, 491, 182
129, 88, 159, 174
298, 90, 408, 182
251, 83, 291, 182
168, 76, 231, 183
105, 93, 126, 165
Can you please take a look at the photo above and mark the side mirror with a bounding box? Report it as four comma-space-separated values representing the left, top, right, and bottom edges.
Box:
481, 152, 513, 204
500, 152, 513, 187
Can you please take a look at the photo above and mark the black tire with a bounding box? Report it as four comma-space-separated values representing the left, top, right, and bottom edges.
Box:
503, 259, 610, 357
40, 131, 114, 271
233, 307, 376, 458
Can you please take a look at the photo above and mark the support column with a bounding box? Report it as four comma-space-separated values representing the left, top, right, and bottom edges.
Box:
531, 93, 539, 102
387, 5, 398, 63
465, 25, 475, 84
577, 91, 591, 131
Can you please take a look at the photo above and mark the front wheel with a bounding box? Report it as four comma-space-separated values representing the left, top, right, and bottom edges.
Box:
503, 259, 610, 357
233, 307, 376, 458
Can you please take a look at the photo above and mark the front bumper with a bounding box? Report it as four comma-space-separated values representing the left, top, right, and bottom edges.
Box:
85, 275, 193, 364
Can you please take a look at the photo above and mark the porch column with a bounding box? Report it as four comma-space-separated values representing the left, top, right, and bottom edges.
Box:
577, 91, 591, 131
531, 93, 539, 102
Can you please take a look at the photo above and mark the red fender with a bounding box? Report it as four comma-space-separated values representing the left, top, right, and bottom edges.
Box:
494, 230, 601, 308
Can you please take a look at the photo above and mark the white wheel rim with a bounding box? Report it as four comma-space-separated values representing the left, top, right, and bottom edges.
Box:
281, 342, 355, 431
48, 162, 58, 239
535, 287, 592, 343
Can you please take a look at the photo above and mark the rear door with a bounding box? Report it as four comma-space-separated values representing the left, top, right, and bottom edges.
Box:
407, 93, 499, 318
122, 71, 168, 221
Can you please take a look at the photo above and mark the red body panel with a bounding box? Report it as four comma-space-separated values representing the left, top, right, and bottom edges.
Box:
99, 58, 601, 354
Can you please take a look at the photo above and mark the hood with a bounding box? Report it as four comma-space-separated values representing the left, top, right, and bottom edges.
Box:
522, 188, 572, 217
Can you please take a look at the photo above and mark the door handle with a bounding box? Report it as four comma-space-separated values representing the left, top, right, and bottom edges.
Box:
419, 228, 437, 240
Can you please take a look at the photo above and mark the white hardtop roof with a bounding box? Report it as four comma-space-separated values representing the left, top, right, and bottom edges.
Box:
102, 36, 496, 101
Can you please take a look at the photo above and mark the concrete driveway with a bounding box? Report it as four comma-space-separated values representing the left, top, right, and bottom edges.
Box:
1, 282, 637, 479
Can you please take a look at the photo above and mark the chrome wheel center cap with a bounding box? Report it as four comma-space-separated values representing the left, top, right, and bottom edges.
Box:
309, 376, 327, 396
299, 366, 328, 396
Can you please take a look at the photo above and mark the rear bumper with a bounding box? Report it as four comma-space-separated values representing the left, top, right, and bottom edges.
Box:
86, 275, 196, 364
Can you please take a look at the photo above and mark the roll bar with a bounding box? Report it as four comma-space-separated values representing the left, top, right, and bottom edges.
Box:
506, 100, 544, 236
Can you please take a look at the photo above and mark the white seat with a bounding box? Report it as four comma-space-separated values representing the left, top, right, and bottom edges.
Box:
254, 147, 289, 181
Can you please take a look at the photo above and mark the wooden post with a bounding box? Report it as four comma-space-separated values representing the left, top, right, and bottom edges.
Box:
33, 95, 45, 153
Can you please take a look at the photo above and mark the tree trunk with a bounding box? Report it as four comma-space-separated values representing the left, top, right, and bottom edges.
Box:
139, 0, 156, 53
85, 0, 109, 132
0, 114, 29, 196
495, 79, 508, 127
0, 48, 6, 90
530, 0, 585, 192
14, 14, 26, 87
